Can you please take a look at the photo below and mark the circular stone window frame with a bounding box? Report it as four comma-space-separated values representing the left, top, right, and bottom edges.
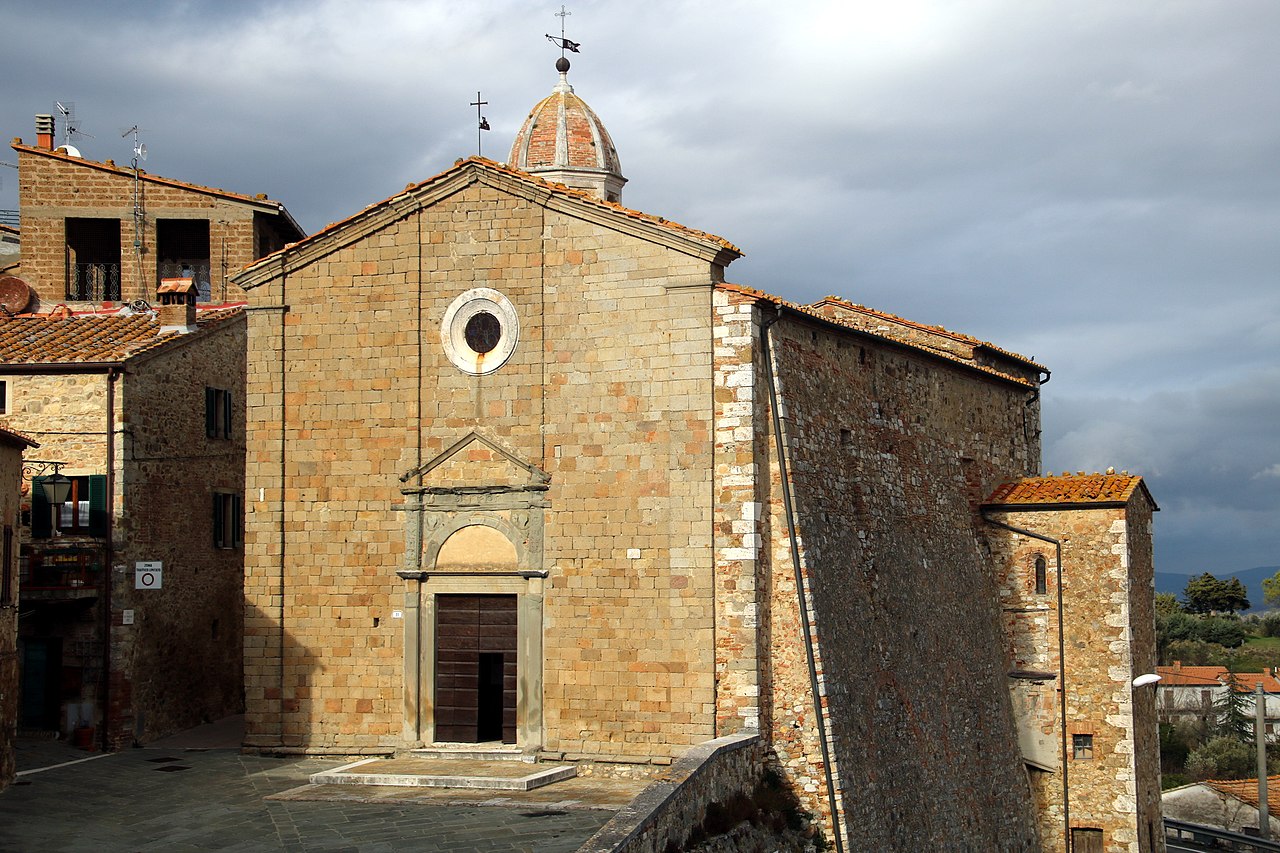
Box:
441, 288, 520, 375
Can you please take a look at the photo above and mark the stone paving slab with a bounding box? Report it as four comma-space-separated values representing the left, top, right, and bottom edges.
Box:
1, 737, 608, 852
310, 757, 577, 790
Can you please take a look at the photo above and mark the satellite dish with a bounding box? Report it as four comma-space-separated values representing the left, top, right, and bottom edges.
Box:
58, 145, 82, 158
0, 276, 34, 313
137, 143, 147, 161
1132, 673, 1162, 688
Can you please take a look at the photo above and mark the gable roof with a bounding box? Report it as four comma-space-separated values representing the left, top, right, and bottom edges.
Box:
0, 306, 243, 369
0, 425, 38, 449
984, 472, 1158, 511
11, 142, 304, 239
718, 283, 1044, 389
233, 157, 741, 290
1201, 775, 1280, 818
1156, 664, 1228, 686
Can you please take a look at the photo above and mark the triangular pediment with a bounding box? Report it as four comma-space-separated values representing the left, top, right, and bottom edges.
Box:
401, 431, 549, 489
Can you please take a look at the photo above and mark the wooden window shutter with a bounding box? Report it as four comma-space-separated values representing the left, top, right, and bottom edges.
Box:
31, 476, 51, 539
205, 387, 217, 437
88, 475, 108, 536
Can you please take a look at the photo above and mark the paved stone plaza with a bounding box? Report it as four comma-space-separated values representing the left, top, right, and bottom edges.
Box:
0, 735, 611, 852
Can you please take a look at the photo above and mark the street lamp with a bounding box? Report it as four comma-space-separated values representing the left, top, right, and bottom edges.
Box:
25, 460, 73, 533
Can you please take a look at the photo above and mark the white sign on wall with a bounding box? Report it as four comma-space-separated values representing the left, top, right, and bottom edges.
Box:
135, 561, 163, 590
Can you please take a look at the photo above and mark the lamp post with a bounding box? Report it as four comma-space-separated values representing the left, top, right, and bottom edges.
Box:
1258, 682, 1270, 841
26, 460, 72, 533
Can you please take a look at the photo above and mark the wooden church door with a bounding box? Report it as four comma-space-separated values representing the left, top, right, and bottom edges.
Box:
434, 594, 517, 743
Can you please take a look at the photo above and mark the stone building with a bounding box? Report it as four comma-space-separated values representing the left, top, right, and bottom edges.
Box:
8, 115, 303, 312
0, 425, 37, 791
985, 473, 1163, 852
233, 62, 1161, 851
0, 302, 247, 747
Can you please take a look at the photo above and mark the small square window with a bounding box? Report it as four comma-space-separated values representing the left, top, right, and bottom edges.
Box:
1072, 733, 1094, 760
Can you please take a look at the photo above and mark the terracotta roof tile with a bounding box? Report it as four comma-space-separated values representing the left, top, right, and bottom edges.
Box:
1156, 664, 1228, 686
985, 472, 1154, 508
1204, 775, 1280, 818
0, 306, 243, 365
0, 424, 38, 448
717, 282, 1040, 388
1226, 672, 1280, 692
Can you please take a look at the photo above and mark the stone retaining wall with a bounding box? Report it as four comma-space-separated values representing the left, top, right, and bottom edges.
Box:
577, 733, 764, 853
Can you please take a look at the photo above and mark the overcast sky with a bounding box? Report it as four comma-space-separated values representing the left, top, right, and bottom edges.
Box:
2, 1, 1276, 578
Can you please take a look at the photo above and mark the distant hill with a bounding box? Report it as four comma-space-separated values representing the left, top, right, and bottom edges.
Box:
1156, 566, 1280, 614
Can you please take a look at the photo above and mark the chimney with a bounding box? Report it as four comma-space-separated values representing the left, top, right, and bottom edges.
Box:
156, 278, 198, 334
35, 114, 55, 151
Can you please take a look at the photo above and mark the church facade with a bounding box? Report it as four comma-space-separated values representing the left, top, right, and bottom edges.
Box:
235, 65, 1161, 851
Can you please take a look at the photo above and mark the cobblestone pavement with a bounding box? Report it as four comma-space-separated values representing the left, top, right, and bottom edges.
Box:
0, 738, 611, 852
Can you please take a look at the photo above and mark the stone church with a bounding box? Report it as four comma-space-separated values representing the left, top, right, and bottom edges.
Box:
234, 59, 1161, 852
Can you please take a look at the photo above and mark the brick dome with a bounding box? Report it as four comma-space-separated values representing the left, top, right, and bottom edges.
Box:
508, 64, 626, 203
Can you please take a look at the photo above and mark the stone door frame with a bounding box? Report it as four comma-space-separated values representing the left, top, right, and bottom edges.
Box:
398, 485, 546, 752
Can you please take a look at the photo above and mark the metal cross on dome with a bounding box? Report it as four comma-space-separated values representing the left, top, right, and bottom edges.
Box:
470, 92, 489, 157
546, 5, 581, 56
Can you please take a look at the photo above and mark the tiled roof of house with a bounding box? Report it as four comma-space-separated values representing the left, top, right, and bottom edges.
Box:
1156, 664, 1228, 686
0, 306, 243, 365
1204, 775, 1280, 818
1227, 672, 1280, 692
717, 282, 1041, 388
984, 472, 1156, 509
10, 142, 304, 239
0, 424, 38, 449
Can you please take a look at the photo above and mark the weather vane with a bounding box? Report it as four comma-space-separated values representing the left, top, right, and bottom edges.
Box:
545, 5, 580, 57
470, 92, 489, 157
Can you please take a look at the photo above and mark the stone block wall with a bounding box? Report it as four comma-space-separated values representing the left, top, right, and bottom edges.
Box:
242, 175, 722, 759
742, 298, 1043, 849
985, 496, 1162, 853
13, 144, 287, 308
112, 317, 247, 743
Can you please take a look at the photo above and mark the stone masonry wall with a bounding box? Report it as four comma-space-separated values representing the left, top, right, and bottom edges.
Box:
15, 145, 268, 307
753, 302, 1042, 849
0, 439, 25, 791
985, 499, 1162, 853
242, 177, 720, 759
113, 318, 247, 743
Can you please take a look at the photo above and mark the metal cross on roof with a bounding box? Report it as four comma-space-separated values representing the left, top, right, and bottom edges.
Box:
470, 92, 489, 157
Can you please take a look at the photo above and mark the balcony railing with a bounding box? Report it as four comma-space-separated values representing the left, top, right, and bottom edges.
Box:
19, 547, 104, 592
68, 262, 121, 302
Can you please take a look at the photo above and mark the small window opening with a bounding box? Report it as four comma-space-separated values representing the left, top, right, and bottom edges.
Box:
1072, 733, 1094, 760
1034, 555, 1047, 595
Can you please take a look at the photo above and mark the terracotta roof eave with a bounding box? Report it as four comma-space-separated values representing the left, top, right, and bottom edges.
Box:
235, 157, 740, 288
0, 360, 122, 374
11, 143, 295, 215
981, 499, 1132, 512
721, 286, 1037, 390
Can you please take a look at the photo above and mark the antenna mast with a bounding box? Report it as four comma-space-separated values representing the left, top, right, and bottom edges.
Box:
122, 125, 147, 297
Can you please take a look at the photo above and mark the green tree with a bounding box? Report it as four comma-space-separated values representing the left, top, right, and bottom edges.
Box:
1264, 570, 1280, 609
1200, 616, 1248, 649
1183, 572, 1251, 615
1215, 672, 1253, 743
1155, 592, 1182, 616
1186, 735, 1253, 781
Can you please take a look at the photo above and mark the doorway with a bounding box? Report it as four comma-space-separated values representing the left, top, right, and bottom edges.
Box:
434, 594, 516, 743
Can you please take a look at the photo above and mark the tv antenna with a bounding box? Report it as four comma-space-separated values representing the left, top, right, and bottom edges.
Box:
122, 125, 147, 168
54, 101, 94, 149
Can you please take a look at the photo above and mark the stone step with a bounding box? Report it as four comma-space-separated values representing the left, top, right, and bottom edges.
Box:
309, 757, 577, 791
409, 744, 530, 762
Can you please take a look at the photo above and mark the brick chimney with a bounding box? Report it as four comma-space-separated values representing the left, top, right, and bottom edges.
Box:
156, 278, 198, 334
35, 114, 55, 151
